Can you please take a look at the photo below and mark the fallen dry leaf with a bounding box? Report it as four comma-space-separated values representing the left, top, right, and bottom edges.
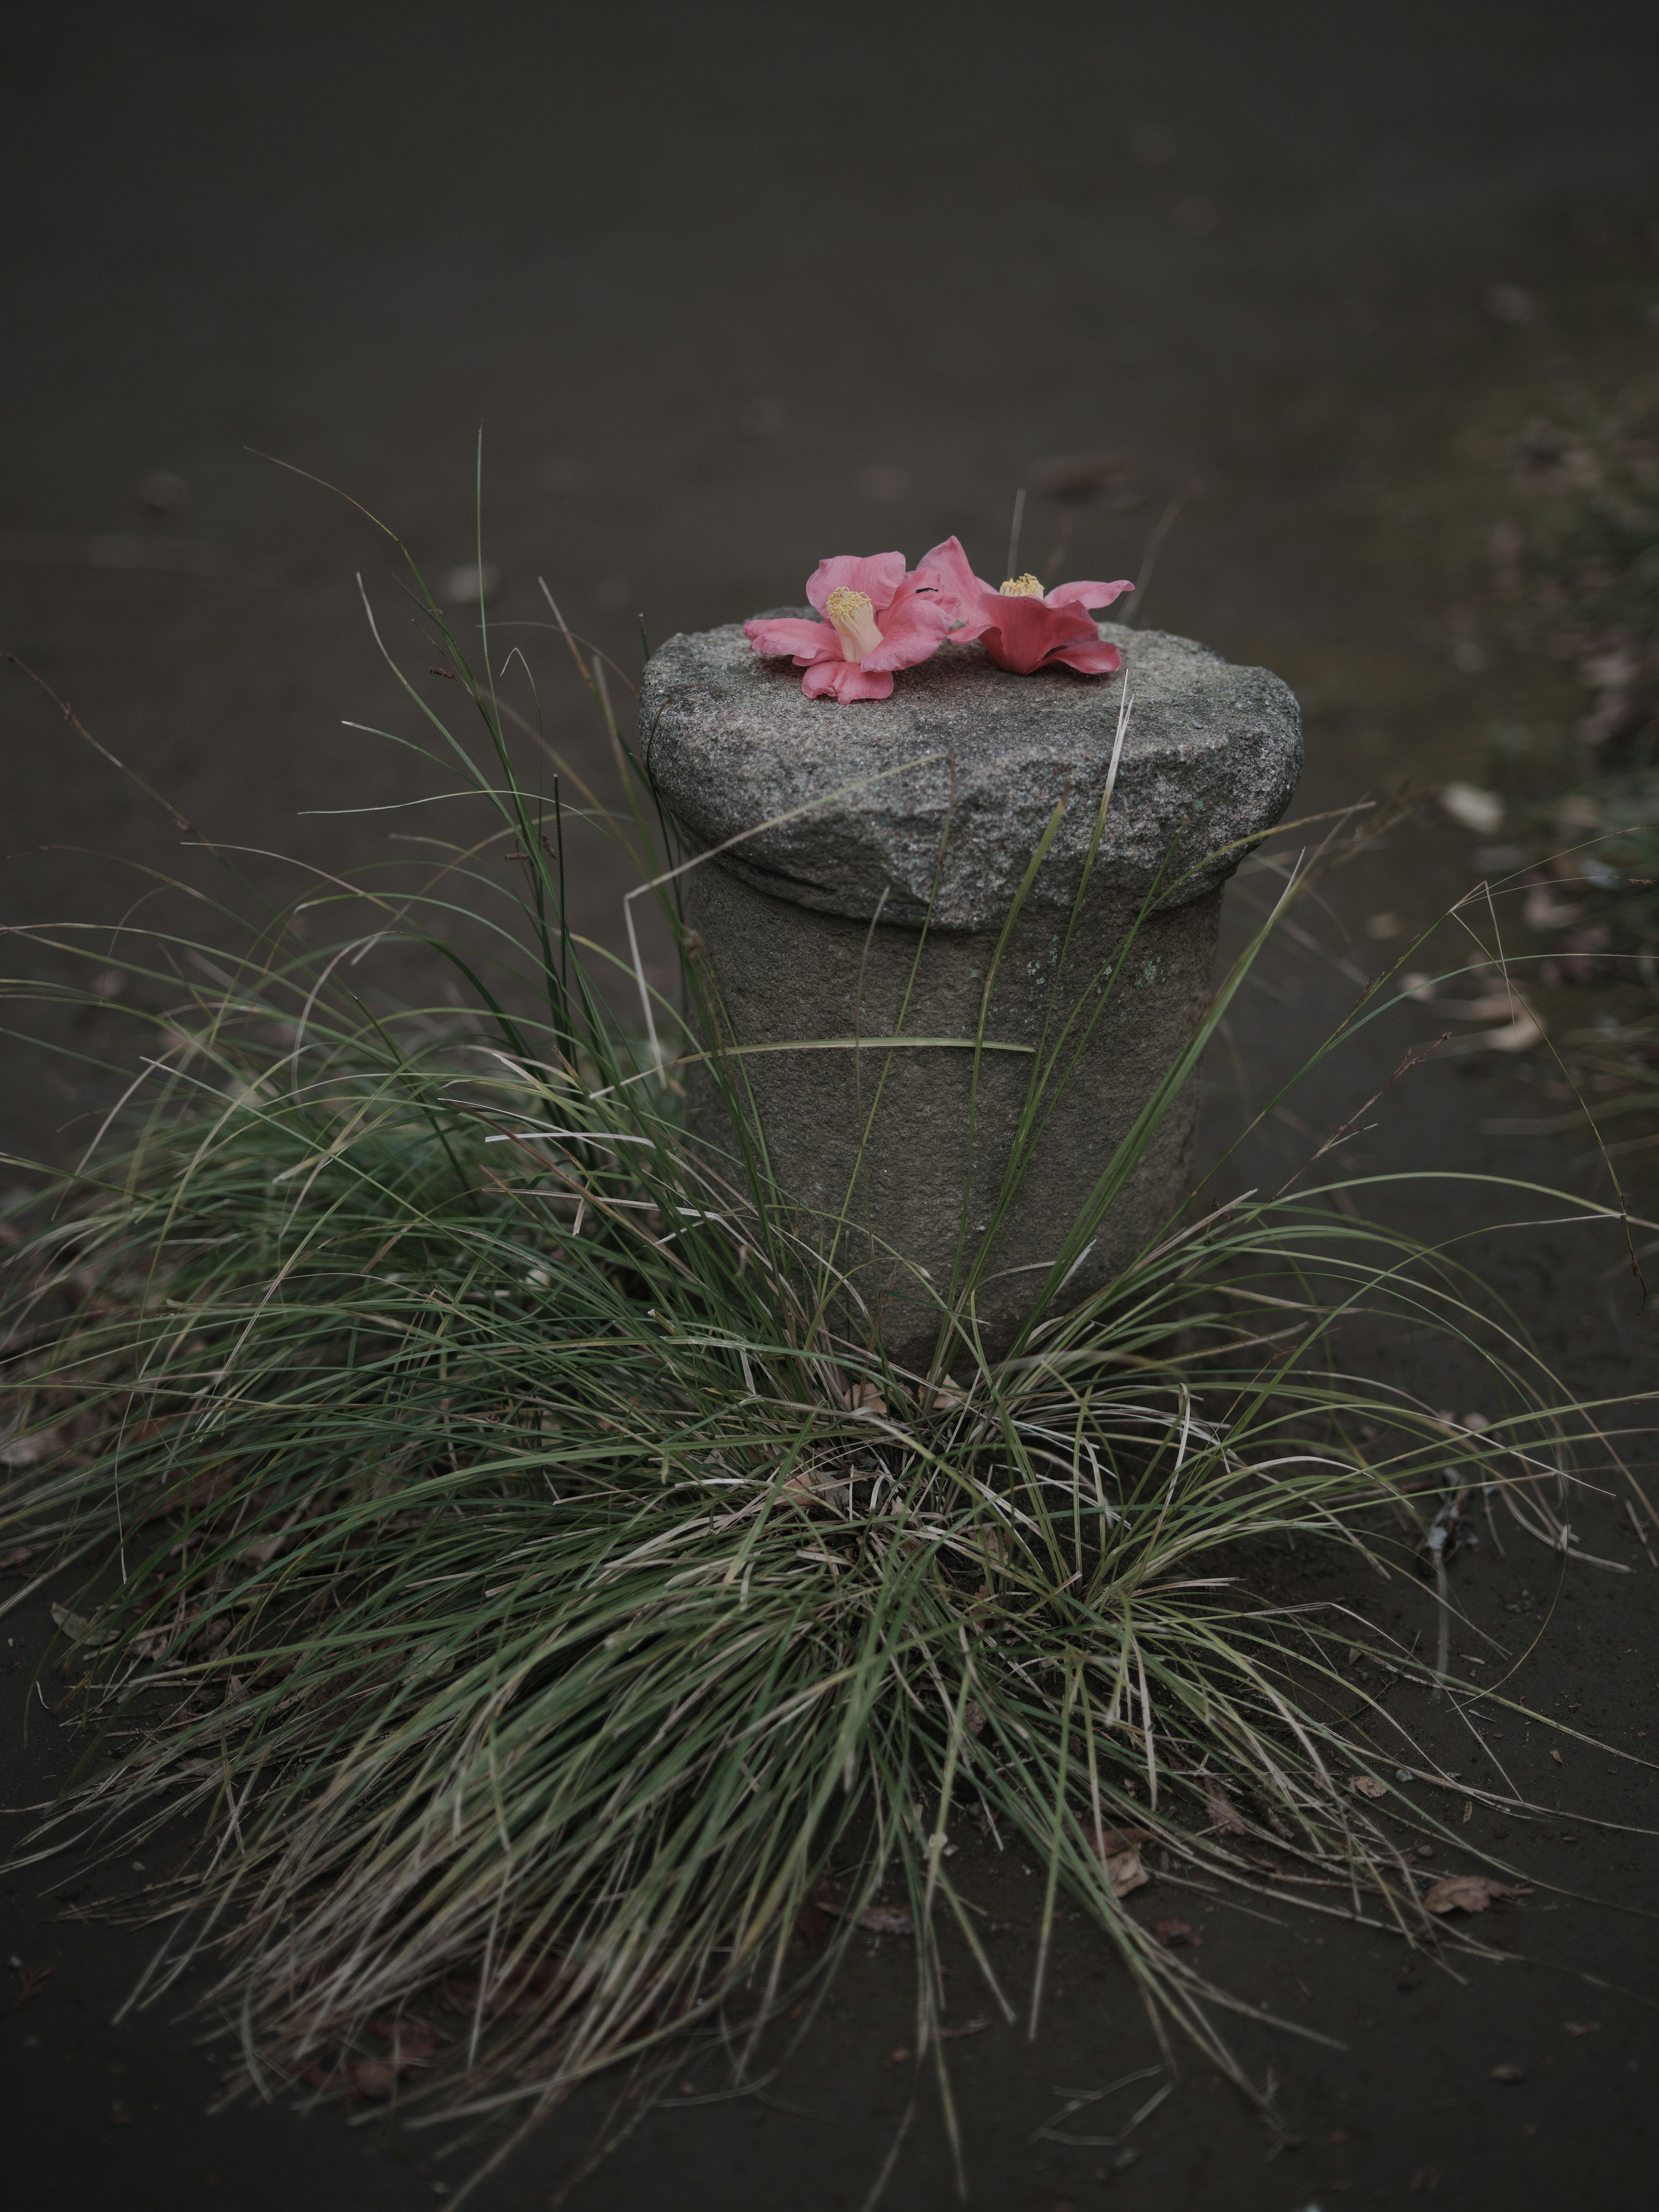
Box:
1459, 990, 1534, 1023
1548, 1748, 1564, 1765
49, 1602, 119, 1649
1350, 1774, 1389, 1799
1203, 1783, 1249, 1834
1490, 2063, 1526, 2083
435, 1960, 559, 2016
799, 1882, 915, 1940
296, 2059, 338, 2090
1440, 783, 1504, 836
849, 1384, 887, 1420
0, 1427, 60, 1469
1564, 2021, 1602, 2037
858, 1904, 915, 1936
1424, 1875, 1534, 1915
795, 1879, 840, 1948
1089, 1827, 1152, 1897
1152, 1919, 1202, 1949
0, 1545, 34, 1570
343, 2057, 401, 2101
299, 2016, 440, 2101
366, 2016, 439, 2067
1492, 1012, 1547, 1052
131, 1617, 191, 1662
15, 1963, 53, 2006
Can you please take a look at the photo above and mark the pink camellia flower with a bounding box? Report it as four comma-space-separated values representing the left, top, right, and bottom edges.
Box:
919, 535, 1134, 676
744, 551, 953, 702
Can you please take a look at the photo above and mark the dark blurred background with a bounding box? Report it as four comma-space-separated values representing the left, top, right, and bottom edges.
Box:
4, 6, 1659, 2209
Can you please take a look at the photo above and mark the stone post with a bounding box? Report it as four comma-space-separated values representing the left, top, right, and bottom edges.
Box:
641, 619, 1300, 1370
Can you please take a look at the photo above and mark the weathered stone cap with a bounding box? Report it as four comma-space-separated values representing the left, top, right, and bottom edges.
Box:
641, 615, 1301, 931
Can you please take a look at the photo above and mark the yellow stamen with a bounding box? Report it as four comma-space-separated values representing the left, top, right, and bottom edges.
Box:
999, 573, 1045, 597
823, 585, 884, 663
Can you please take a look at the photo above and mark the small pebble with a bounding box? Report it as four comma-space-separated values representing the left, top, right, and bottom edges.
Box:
437, 563, 501, 605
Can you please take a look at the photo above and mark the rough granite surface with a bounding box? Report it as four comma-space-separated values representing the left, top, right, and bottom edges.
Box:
642, 616, 1302, 930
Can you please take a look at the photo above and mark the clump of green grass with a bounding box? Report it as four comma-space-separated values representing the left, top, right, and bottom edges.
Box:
1, 519, 1645, 2199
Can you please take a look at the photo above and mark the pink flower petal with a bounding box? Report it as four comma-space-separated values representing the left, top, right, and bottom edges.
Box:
1045, 578, 1135, 613
745, 616, 838, 663
916, 536, 996, 638
801, 658, 896, 702
1048, 636, 1125, 675
976, 595, 1100, 675
960, 583, 1015, 641
805, 553, 908, 616
861, 581, 953, 671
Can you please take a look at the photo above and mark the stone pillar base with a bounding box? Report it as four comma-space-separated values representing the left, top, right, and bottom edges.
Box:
643, 619, 1300, 1372
684, 863, 1220, 1368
